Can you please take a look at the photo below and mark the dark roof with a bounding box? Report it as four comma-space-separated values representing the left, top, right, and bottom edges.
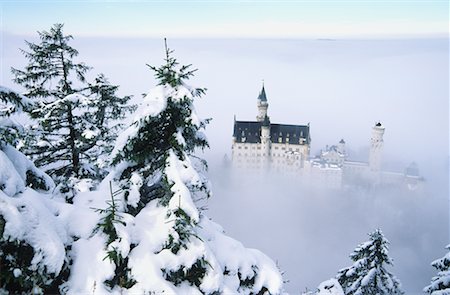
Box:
233, 121, 310, 145
375, 122, 382, 127
339, 139, 345, 144
270, 123, 310, 144
233, 121, 262, 143
258, 86, 267, 102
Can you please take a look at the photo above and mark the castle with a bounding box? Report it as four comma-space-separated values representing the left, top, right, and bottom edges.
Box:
231, 86, 423, 189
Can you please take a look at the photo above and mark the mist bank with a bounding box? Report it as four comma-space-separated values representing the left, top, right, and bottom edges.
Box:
204, 164, 448, 294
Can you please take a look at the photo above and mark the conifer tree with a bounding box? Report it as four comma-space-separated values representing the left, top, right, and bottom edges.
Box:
11, 24, 90, 185
12, 24, 133, 194
109, 40, 211, 289
424, 244, 450, 294
336, 229, 404, 295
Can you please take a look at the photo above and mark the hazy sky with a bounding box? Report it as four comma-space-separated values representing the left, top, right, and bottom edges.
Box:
1, 0, 448, 38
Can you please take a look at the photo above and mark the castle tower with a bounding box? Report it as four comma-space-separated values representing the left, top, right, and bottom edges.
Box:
256, 85, 269, 122
260, 115, 271, 169
369, 122, 385, 172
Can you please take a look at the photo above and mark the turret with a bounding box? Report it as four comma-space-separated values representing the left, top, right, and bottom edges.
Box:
369, 122, 385, 172
256, 85, 269, 122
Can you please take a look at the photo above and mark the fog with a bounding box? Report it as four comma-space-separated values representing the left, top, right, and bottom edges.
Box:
2, 35, 449, 294
205, 167, 448, 294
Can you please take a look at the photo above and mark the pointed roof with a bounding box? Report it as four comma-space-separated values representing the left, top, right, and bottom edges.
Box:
257, 85, 267, 102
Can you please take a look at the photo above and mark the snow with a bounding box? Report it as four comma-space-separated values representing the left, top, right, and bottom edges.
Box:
63, 234, 115, 294
2, 144, 54, 192
166, 149, 201, 222
316, 279, 345, 295
0, 189, 67, 274
81, 129, 98, 140
13, 269, 22, 278
0, 150, 24, 196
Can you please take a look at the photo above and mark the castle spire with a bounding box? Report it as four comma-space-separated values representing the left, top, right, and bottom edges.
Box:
256, 82, 269, 121
258, 82, 267, 102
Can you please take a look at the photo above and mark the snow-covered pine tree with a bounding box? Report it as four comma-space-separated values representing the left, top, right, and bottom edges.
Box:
11, 24, 133, 195
0, 87, 67, 294
84, 74, 136, 179
78, 40, 283, 294
11, 23, 90, 191
336, 229, 404, 295
424, 244, 450, 294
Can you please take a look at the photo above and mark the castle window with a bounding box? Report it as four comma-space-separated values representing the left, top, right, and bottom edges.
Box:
278, 137, 282, 143
244, 146, 248, 149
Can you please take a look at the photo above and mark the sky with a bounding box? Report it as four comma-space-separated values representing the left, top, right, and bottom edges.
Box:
1, 1, 449, 294
1, 0, 448, 38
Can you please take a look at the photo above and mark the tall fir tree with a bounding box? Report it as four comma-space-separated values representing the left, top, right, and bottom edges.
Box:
336, 229, 404, 295
12, 24, 133, 195
109, 40, 211, 289
424, 244, 450, 294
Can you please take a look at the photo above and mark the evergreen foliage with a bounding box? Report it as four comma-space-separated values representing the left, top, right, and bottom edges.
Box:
112, 41, 208, 171
11, 24, 133, 195
424, 244, 450, 294
111, 39, 210, 210
336, 229, 404, 295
